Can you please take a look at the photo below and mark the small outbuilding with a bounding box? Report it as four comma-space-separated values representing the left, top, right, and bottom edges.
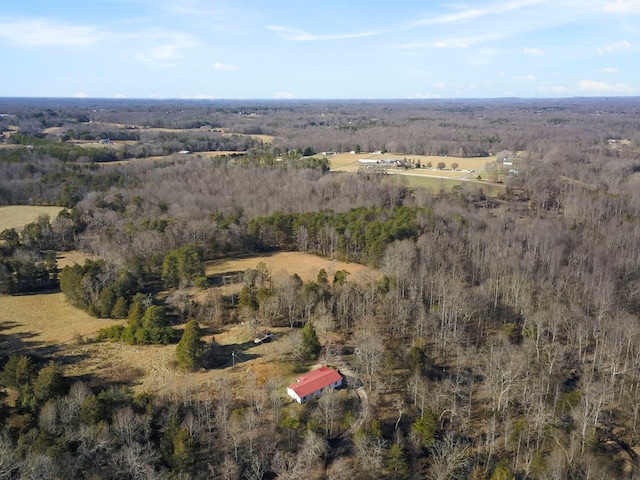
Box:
286, 366, 343, 404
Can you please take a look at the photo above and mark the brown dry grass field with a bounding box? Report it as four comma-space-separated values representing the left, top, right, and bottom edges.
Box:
205, 251, 379, 282
394, 172, 506, 196
328, 152, 505, 194
0, 205, 64, 231
329, 152, 494, 173
1, 252, 378, 397
56, 250, 96, 268
0, 292, 121, 349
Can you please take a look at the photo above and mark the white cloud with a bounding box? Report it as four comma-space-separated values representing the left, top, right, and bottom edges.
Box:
114, 93, 126, 98
275, 92, 294, 99
578, 79, 636, 94
180, 94, 217, 99
433, 82, 446, 88
266, 25, 383, 41
524, 47, 544, 56
152, 44, 180, 61
604, 0, 640, 13
73, 92, 88, 98
597, 40, 631, 54
434, 39, 470, 48
433, 32, 505, 48
135, 32, 198, 65
213, 62, 239, 71
514, 74, 536, 80
394, 36, 495, 50
413, 0, 552, 25
0, 19, 100, 47
600, 67, 619, 73
408, 93, 441, 99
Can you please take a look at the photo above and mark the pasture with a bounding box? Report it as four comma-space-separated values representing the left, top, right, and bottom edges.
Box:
0, 292, 120, 350
328, 152, 502, 194
1, 251, 379, 394
329, 152, 494, 174
205, 251, 381, 287
0, 205, 64, 231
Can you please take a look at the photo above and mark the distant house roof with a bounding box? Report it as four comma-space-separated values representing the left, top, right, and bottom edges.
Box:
287, 366, 342, 400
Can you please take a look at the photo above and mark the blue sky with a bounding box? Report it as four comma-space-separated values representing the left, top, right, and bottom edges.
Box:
1, 0, 639, 99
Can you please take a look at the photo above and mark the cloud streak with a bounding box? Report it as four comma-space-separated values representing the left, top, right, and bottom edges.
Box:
597, 40, 632, 54
213, 62, 239, 71
578, 79, 636, 94
0, 18, 101, 47
524, 47, 544, 56
134, 31, 198, 65
266, 25, 384, 41
412, 0, 552, 26
604, 0, 640, 13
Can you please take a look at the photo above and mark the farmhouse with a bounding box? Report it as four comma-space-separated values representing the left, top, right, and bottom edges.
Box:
286, 366, 343, 403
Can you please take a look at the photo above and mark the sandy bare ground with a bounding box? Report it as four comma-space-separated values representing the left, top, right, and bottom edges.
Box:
0, 205, 64, 231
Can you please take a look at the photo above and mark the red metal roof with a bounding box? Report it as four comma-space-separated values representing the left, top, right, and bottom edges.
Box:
288, 366, 342, 399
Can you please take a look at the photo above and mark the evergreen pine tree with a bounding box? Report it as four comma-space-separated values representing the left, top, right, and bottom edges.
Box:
176, 320, 205, 371
301, 322, 321, 360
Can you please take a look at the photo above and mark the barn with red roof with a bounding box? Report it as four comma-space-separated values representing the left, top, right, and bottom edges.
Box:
286, 366, 343, 403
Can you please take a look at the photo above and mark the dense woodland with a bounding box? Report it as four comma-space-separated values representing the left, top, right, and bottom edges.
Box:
2, 97, 640, 479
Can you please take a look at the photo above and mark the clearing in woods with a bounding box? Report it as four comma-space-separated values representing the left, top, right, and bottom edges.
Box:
329, 152, 494, 174
328, 152, 505, 194
205, 251, 380, 288
1, 251, 379, 396
0, 205, 64, 231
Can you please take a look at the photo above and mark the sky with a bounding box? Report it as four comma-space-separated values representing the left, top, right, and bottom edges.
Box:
1, 0, 640, 99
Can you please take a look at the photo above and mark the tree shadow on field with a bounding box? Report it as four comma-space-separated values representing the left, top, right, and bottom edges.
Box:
205, 339, 260, 369
209, 270, 245, 287
0, 320, 49, 357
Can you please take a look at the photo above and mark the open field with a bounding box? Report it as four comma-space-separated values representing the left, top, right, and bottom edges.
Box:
56, 250, 96, 268
0, 292, 120, 351
0, 205, 64, 231
205, 251, 381, 284
329, 152, 494, 174
390, 171, 506, 196
1, 251, 378, 394
58, 323, 299, 397
329, 152, 504, 194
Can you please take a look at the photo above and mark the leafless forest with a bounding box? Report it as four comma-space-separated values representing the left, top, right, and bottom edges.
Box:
2, 97, 640, 479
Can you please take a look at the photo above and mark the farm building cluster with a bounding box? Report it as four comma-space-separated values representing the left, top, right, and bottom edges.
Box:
357, 158, 407, 167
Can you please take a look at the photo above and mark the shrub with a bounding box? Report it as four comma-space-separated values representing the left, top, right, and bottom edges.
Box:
95, 325, 125, 342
